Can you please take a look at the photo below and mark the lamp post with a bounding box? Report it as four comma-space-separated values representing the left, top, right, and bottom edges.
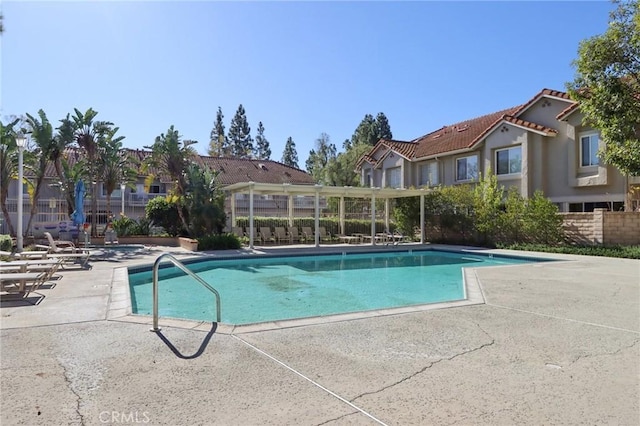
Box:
120, 183, 126, 218
15, 135, 27, 252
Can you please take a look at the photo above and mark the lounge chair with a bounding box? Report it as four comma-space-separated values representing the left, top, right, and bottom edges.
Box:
0, 258, 62, 296
274, 227, 289, 244
318, 227, 333, 243
287, 227, 302, 243
259, 227, 276, 244
231, 226, 245, 239
301, 227, 314, 243
38, 232, 83, 254
34, 233, 92, 268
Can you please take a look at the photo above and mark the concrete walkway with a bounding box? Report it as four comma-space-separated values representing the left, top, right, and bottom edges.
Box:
1, 245, 638, 425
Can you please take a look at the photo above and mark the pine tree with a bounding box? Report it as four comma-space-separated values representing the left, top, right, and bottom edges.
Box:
254, 121, 271, 160
228, 104, 253, 158
375, 112, 393, 140
349, 113, 393, 147
281, 136, 299, 168
208, 107, 228, 157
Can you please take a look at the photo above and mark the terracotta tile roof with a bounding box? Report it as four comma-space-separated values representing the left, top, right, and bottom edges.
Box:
31, 148, 315, 186
379, 139, 416, 159
412, 107, 520, 159
512, 88, 571, 116
356, 139, 417, 169
200, 156, 315, 185
556, 102, 580, 121
471, 115, 558, 145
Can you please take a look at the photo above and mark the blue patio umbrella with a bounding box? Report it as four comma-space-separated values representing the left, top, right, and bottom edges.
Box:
71, 180, 85, 227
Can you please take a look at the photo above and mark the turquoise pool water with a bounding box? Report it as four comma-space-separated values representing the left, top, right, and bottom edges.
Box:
129, 250, 540, 325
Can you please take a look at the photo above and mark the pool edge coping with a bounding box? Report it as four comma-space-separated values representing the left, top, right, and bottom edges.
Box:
107, 250, 490, 334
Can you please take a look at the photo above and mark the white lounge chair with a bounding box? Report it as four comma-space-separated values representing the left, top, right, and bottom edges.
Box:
274, 227, 289, 244
259, 227, 276, 244
38, 232, 82, 254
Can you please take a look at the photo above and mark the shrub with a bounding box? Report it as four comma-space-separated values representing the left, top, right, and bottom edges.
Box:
111, 216, 138, 237
145, 197, 184, 237
197, 234, 242, 250
0, 234, 12, 251
133, 217, 153, 236
498, 243, 640, 259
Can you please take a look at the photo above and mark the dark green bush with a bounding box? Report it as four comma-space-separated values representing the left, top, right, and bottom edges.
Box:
0, 234, 12, 251
497, 243, 640, 259
197, 234, 242, 250
145, 197, 184, 237
111, 216, 138, 236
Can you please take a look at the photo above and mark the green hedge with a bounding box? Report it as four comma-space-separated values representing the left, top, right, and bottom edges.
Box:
498, 243, 640, 259
197, 234, 242, 250
234, 217, 394, 236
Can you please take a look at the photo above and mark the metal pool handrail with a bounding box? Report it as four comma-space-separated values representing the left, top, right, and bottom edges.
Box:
151, 253, 221, 332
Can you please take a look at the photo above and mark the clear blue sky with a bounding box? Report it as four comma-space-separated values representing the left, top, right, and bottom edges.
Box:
2, 1, 614, 168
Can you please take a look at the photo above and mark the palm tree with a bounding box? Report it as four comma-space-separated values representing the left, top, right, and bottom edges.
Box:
71, 108, 113, 237
53, 115, 76, 215
143, 125, 197, 235
0, 118, 20, 235
24, 110, 57, 235
98, 127, 137, 218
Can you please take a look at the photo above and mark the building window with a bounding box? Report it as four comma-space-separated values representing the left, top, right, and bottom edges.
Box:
456, 155, 478, 181
149, 184, 164, 194
580, 132, 599, 167
364, 170, 372, 187
386, 167, 401, 188
101, 186, 123, 197
419, 162, 439, 186
495, 146, 522, 175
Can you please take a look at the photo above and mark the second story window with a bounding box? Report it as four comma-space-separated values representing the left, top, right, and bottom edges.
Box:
149, 184, 165, 194
386, 167, 401, 188
580, 132, 599, 167
496, 146, 522, 176
456, 155, 478, 181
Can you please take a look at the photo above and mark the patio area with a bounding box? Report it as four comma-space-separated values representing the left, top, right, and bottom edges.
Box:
1, 244, 638, 425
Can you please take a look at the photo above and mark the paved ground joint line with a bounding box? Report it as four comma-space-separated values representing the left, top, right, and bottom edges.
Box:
232, 335, 389, 426
487, 303, 640, 334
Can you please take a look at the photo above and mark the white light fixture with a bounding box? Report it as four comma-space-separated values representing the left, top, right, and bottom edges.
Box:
15, 135, 27, 252
120, 183, 126, 217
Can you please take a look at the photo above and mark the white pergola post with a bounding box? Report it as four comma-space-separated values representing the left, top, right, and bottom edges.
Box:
288, 194, 294, 227
231, 193, 236, 227
420, 193, 425, 244
314, 187, 320, 247
370, 192, 376, 245
339, 196, 345, 235
249, 185, 255, 249
384, 198, 390, 232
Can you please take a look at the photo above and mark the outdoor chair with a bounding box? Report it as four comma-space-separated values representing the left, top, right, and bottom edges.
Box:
287, 227, 302, 244
39, 232, 82, 254
318, 227, 333, 243
259, 227, 276, 244
274, 227, 289, 244
231, 226, 244, 239
301, 227, 314, 243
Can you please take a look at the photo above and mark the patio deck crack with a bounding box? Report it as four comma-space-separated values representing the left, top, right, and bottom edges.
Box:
568, 338, 640, 367
58, 358, 86, 426
351, 323, 495, 402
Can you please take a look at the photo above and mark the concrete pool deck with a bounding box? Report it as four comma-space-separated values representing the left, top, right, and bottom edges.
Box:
1, 244, 638, 425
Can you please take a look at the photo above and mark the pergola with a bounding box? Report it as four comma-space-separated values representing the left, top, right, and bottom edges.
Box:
224, 182, 431, 248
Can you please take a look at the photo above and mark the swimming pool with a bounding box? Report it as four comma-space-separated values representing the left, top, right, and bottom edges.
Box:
128, 249, 542, 325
